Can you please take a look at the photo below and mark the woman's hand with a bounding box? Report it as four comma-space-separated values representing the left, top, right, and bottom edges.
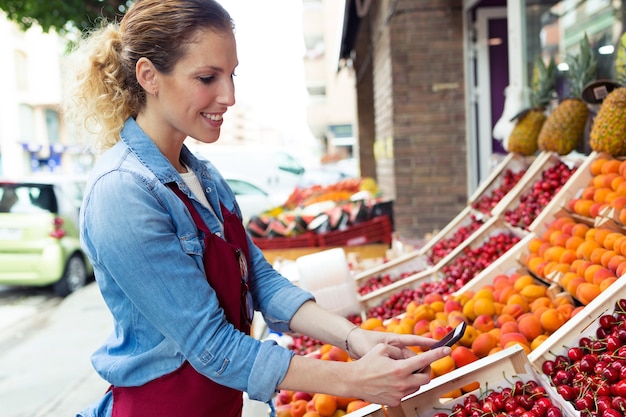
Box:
345, 343, 451, 406
346, 327, 439, 360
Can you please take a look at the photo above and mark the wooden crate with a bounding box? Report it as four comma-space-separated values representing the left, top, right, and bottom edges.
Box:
416, 206, 490, 260
355, 345, 578, 417
529, 151, 603, 237
468, 152, 539, 206
493, 151, 587, 221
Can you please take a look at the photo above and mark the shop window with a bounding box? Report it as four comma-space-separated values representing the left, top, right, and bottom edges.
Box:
527, 0, 625, 93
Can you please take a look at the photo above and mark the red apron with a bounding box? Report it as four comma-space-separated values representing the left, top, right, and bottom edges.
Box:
110, 185, 252, 417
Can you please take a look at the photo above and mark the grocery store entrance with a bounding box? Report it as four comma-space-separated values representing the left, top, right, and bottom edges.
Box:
466, 5, 509, 193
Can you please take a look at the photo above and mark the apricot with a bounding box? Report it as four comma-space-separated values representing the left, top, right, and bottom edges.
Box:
493, 274, 512, 290
314, 394, 337, 417
592, 266, 616, 286
531, 334, 549, 350
413, 318, 430, 335
589, 247, 607, 265
519, 284, 547, 301
461, 381, 481, 393
539, 308, 567, 332
573, 200, 594, 217
291, 400, 310, 417
501, 303, 525, 319
565, 235, 585, 251
472, 314, 495, 333
506, 294, 529, 312
335, 396, 359, 409
518, 314, 543, 341
513, 274, 535, 292
528, 237, 545, 254
473, 298, 496, 317
608, 255, 626, 273
500, 321, 519, 334
327, 346, 349, 362
576, 282, 602, 305
571, 223, 590, 238
471, 332, 498, 358
302, 412, 322, 417
590, 157, 609, 175
600, 276, 618, 292
345, 400, 369, 414
459, 325, 479, 347
430, 355, 456, 377
496, 313, 516, 327
601, 158, 622, 174
361, 317, 384, 331
499, 332, 529, 349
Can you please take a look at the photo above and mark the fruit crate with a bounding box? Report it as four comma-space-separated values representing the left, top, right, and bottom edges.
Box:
357, 267, 438, 318
416, 206, 490, 264
348, 345, 577, 417
317, 215, 393, 248
468, 152, 540, 212
528, 272, 626, 373
494, 151, 585, 228
252, 232, 318, 250
529, 151, 604, 237
353, 207, 488, 298
430, 214, 528, 273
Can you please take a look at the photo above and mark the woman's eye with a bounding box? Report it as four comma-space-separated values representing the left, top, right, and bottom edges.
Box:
199, 76, 214, 84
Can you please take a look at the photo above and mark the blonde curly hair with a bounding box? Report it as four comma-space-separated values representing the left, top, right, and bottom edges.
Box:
63, 0, 233, 151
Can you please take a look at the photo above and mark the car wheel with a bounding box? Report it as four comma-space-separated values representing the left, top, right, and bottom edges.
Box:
53, 254, 87, 297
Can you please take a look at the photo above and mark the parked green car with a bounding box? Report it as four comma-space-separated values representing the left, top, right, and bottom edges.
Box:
0, 177, 93, 296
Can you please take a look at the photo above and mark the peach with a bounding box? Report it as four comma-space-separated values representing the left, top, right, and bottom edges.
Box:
432, 325, 452, 341
451, 346, 479, 368
277, 390, 294, 406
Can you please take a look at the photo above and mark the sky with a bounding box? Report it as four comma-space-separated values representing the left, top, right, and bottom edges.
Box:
214, 1, 317, 155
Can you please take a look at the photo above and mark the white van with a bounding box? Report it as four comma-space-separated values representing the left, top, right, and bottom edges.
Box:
192, 146, 306, 195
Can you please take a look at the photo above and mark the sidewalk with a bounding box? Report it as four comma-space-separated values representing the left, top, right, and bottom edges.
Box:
0, 282, 270, 417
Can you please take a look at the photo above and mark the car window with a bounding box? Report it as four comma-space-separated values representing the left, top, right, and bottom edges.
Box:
0, 184, 58, 213
226, 179, 268, 197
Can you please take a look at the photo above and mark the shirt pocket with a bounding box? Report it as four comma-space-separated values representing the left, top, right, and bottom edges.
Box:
178, 232, 203, 257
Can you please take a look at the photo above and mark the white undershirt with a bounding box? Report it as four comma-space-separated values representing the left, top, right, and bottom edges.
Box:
179, 170, 224, 234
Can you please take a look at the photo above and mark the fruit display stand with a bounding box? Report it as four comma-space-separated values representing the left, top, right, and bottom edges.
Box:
467, 152, 540, 213
494, 151, 583, 228
529, 151, 602, 237
346, 345, 577, 417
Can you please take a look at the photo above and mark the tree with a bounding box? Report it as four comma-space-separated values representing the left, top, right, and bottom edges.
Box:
0, 0, 131, 33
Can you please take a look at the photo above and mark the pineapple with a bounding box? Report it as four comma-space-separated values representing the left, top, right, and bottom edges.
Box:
589, 32, 626, 156
538, 33, 597, 155
506, 56, 556, 156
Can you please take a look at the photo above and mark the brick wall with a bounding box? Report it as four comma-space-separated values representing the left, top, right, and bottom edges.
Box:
353, 0, 467, 241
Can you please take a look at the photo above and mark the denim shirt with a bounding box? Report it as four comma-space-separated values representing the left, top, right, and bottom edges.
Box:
77, 118, 314, 417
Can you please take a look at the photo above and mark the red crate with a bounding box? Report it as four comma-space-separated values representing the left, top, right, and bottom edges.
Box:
251, 232, 318, 250
317, 215, 392, 247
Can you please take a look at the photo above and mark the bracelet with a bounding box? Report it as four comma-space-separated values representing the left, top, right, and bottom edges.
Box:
344, 325, 359, 356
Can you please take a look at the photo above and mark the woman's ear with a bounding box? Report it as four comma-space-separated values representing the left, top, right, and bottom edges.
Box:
136, 57, 158, 96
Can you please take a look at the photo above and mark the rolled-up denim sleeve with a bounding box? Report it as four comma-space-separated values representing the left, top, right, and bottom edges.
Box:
246, 340, 295, 402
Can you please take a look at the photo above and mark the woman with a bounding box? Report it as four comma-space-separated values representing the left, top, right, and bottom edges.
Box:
64, 1, 450, 416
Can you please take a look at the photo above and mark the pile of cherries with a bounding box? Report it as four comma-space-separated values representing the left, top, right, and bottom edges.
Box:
504, 161, 577, 230
472, 168, 527, 214
357, 271, 417, 296
540, 298, 626, 417
433, 380, 565, 417
427, 215, 485, 265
